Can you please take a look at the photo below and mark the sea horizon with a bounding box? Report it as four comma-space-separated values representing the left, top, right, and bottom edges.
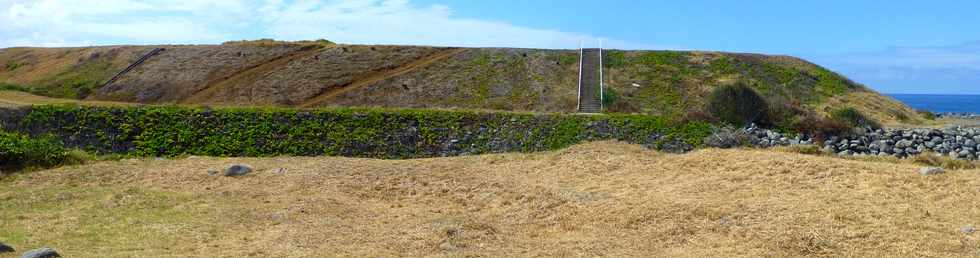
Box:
887, 93, 980, 114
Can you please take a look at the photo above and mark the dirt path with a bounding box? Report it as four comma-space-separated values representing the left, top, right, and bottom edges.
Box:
182, 46, 328, 104
298, 48, 466, 108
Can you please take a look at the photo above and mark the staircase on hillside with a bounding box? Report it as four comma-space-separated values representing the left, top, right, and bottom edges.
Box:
578, 48, 603, 113
102, 48, 165, 88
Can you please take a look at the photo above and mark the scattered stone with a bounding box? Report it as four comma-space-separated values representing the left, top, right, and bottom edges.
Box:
919, 167, 945, 176
20, 247, 60, 258
718, 217, 730, 226
963, 225, 976, 234
223, 164, 253, 177
0, 242, 13, 253
207, 170, 219, 176
439, 242, 457, 251
271, 168, 287, 174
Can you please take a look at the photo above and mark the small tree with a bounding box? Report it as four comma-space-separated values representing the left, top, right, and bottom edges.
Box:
707, 83, 769, 127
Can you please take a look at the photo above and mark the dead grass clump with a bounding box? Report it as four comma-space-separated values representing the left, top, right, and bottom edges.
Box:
910, 152, 977, 170
774, 144, 979, 170
772, 144, 824, 155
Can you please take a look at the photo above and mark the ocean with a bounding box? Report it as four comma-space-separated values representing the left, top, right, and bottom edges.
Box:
888, 94, 980, 114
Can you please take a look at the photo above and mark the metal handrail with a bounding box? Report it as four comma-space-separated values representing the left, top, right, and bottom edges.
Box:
598, 40, 603, 111
577, 42, 583, 111
102, 47, 165, 88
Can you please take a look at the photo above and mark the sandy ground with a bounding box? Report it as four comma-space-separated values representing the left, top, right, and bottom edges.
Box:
1, 141, 980, 257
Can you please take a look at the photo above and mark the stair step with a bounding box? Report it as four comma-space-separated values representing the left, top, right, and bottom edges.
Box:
578, 48, 603, 113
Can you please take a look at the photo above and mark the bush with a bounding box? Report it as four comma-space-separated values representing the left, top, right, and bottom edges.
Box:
917, 109, 936, 120
788, 113, 851, 142
707, 83, 769, 127
773, 144, 824, 155
0, 131, 71, 169
0, 82, 35, 93
830, 108, 881, 129
703, 127, 748, 148
910, 152, 976, 170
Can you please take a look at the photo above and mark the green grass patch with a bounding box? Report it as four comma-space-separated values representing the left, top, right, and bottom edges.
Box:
0, 131, 74, 170
5, 105, 712, 159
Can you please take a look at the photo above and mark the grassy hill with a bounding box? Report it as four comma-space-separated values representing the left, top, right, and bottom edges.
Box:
0, 40, 926, 126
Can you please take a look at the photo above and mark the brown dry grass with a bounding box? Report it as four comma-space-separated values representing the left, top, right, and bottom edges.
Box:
0, 90, 134, 108
2, 141, 979, 257
820, 90, 928, 127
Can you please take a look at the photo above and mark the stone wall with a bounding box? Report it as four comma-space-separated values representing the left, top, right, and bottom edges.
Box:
739, 124, 980, 160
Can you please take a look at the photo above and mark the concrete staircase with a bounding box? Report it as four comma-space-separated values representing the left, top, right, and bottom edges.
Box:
578, 48, 602, 113
102, 48, 165, 88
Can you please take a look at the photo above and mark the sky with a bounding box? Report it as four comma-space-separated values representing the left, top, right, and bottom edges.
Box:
1, 0, 978, 94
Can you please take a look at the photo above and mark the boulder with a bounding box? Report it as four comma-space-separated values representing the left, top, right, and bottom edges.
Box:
223, 164, 253, 177
919, 167, 945, 176
704, 128, 746, 148
0, 242, 13, 253
20, 247, 60, 258
895, 139, 914, 149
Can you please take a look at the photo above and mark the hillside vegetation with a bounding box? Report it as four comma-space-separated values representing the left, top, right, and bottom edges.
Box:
0, 40, 924, 126
1, 141, 978, 257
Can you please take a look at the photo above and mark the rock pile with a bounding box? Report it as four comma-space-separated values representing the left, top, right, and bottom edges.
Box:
936, 112, 979, 119
726, 124, 979, 160
822, 127, 979, 160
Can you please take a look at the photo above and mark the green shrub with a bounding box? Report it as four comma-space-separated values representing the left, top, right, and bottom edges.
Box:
917, 109, 936, 120
603, 50, 628, 68
707, 83, 769, 127
0, 82, 34, 93
602, 88, 618, 108
5, 61, 23, 71
0, 131, 71, 169
830, 107, 881, 129
6, 105, 712, 159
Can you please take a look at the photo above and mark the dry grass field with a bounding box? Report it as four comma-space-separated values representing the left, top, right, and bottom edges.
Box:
1, 141, 979, 257
0, 90, 134, 108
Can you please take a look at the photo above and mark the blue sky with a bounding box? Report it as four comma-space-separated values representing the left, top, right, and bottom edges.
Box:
2, 0, 978, 94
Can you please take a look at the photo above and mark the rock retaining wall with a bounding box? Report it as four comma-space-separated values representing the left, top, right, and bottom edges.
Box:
739, 124, 980, 160
0, 105, 710, 159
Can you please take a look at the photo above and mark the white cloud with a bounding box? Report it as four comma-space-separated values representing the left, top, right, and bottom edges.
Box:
0, 0, 656, 49
810, 42, 980, 94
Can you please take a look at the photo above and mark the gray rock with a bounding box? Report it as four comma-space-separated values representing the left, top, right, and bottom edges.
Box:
207, 170, 219, 176
956, 150, 971, 159
20, 247, 60, 258
919, 167, 945, 176
0, 242, 13, 253
704, 128, 746, 148
223, 164, 253, 177
894, 149, 905, 156
822, 145, 836, 153
963, 225, 976, 234
896, 139, 914, 149
271, 168, 287, 174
